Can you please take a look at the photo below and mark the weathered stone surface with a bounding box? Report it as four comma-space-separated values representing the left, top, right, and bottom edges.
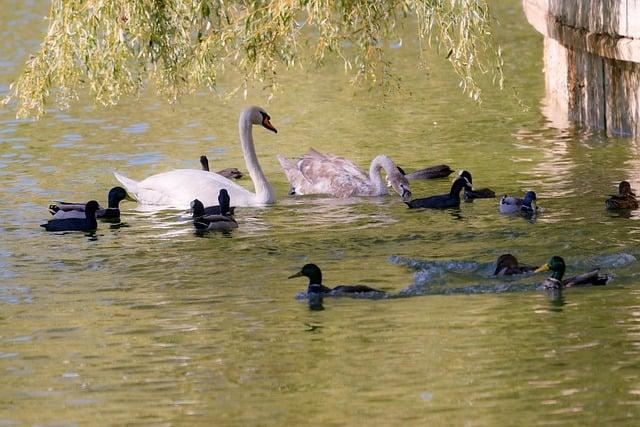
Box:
523, 0, 640, 135
605, 58, 640, 135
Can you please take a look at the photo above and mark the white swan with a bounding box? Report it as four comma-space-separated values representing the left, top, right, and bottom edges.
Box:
277, 148, 412, 200
114, 106, 277, 208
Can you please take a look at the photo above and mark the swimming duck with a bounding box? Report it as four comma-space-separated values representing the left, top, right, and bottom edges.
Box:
41, 201, 99, 232
48, 187, 130, 220
189, 174, 236, 215
288, 263, 384, 295
493, 254, 537, 276
405, 176, 472, 209
458, 170, 495, 201
534, 256, 610, 289
398, 164, 454, 180
191, 189, 238, 231
605, 181, 638, 210
200, 155, 243, 180
499, 191, 537, 214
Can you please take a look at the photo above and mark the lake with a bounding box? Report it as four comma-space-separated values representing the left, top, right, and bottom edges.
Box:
1, 1, 640, 425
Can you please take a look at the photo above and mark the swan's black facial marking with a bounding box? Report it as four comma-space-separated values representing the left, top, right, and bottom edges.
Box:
260, 111, 277, 133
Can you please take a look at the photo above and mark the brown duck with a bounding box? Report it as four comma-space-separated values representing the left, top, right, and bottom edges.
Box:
493, 254, 537, 276
605, 181, 638, 210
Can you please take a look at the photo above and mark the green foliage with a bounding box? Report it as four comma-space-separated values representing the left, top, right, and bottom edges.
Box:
4, 0, 503, 118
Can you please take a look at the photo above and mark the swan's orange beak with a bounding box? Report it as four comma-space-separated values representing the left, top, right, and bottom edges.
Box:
262, 117, 277, 133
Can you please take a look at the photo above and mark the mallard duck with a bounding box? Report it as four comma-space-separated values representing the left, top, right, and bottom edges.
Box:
189, 176, 236, 215
48, 187, 130, 220
191, 189, 238, 231
405, 176, 472, 209
41, 201, 99, 232
200, 155, 243, 180
605, 181, 638, 210
534, 256, 610, 289
288, 263, 384, 295
493, 254, 538, 276
458, 170, 495, 201
499, 191, 537, 214
398, 164, 454, 180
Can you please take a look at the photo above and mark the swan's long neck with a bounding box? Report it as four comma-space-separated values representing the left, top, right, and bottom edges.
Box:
239, 115, 275, 204
368, 155, 395, 196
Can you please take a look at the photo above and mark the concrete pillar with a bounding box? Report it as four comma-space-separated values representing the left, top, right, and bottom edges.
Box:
523, 0, 640, 135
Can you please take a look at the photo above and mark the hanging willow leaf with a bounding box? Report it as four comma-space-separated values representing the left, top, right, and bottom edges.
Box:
3, 0, 503, 118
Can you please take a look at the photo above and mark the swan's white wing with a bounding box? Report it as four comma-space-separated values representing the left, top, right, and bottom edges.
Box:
281, 149, 372, 198
114, 169, 258, 208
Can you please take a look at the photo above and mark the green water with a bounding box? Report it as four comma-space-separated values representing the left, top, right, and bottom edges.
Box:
2, 1, 640, 425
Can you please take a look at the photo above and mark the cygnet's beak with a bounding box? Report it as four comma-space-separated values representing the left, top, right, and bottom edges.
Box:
401, 187, 412, 202
288, 271, 303, 279
534, 263, 550, 273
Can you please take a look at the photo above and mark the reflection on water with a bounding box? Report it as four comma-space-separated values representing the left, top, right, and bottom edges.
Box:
2, 0, 640, 425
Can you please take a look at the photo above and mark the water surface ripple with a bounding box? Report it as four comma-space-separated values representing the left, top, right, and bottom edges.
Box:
1, 1, 640, 425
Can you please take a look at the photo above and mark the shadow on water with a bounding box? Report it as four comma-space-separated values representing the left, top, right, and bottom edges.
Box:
194, 229, 235, 238
544, 288, 566, 311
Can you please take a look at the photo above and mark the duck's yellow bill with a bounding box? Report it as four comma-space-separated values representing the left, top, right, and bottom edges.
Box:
534, 263, 550, 273
288, 271, 303, 279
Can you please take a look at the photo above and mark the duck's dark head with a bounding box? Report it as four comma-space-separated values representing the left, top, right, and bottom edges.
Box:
450, 176, 473, 196
535, 255, 565, 281
107, 186, 130, 208
522, 191, 537, 209
619, 181, 635, 196
218, 189, 231, 215
85, 200, 100, 214
191, 199, 205, 217
288, 263, 322, 285
200, 155, 210, 171
458, 170, 473, 185
494, 254, 519, 275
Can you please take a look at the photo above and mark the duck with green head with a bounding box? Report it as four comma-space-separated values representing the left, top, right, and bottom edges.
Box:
534, 256, 610, 289
191, 189, 238, 231
459, 170, 495, 201
288, 263, 384, 295
405, 175, 472, 209
48, 186, 132, 220
41, 200, 100, 232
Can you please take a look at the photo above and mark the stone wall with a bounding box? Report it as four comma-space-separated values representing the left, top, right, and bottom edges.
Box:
523, 0, 640, 136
